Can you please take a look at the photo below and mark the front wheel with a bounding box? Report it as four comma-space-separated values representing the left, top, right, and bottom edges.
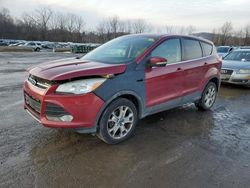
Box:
97, 98, 138, 144
195, 82, 217, 111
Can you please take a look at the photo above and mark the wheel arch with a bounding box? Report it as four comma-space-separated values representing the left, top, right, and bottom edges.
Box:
202, 66, 221, 91
203, 76, 220, 92
94, 90, 145, 130
209, 77, 220, 90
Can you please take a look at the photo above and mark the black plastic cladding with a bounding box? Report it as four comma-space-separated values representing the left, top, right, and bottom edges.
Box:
93, 60, 147, 118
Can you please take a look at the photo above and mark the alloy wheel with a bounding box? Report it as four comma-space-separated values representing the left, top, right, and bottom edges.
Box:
107, 106, 134, 139
204, 85, 216, 108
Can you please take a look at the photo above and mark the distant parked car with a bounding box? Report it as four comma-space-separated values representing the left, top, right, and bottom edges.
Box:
221, 49, 250, 86
9, 42, 26, 46
0, 40, 8, 46
72, 44, 100, 53
19, 42, 41, 51
217, 46, 234, 58
42, 42, 55, 49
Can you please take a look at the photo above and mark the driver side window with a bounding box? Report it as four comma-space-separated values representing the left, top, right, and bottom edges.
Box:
151, 38, 181, 64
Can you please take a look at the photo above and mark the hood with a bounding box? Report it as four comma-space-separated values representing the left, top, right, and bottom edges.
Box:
29, 58, 127, 81
222, 60, 250, 70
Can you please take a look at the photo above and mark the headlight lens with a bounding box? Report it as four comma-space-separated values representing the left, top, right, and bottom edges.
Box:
56, 78, 106, 94
238, 69, 250, 74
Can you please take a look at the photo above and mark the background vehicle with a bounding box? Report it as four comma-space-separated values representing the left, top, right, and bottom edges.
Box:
221, 49, 250, 86
23, 34, 221, 144
19, 42, 41, 51
217, 46, 235, 58
9, 42, 26, 46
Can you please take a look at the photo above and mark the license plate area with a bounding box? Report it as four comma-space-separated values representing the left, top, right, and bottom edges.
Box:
24, 93, 41, 114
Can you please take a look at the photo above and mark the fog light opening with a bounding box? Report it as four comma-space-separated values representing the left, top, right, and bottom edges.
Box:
60, 115, 73, 122
46, 115, 73, 122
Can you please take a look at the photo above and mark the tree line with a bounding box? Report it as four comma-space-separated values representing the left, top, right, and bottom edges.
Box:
0, 7, 250, 45
212, 22, 250, 46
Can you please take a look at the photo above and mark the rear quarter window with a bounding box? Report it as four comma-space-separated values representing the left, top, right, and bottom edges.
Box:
182, 39, 202, 61
202, 42, 213, 56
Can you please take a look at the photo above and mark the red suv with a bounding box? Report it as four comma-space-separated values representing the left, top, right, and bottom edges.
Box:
23, 34, 221, 144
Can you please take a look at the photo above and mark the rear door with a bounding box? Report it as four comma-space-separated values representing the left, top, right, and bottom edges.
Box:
181, 38, 207, 96
145, 38, 184, 108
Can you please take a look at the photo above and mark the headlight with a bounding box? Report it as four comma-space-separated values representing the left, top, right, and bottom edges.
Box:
238, 69, 250, 74
56, 78, 106, 94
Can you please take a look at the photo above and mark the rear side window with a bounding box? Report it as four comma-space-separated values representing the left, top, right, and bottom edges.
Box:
182, 39, 202, 61
202, 42, 213, 56
151, 38, 181, 64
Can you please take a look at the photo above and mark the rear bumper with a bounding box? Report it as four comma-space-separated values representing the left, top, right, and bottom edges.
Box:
23, 80, 104, 129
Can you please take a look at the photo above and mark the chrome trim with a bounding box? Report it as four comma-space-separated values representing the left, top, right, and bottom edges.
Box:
36, 82, 50, 89
25, 109, 41, 123
28, 75, 50, 89
27, 79, 49, 90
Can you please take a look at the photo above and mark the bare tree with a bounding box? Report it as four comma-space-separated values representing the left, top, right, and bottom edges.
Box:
2, 6, 250, 46
23, 7, 53, 40
132, 19, 151, 33
0, 8, 16, 38
65, 13, 77, 41
211, 28, 219, 45
243, 24, 250, 45
97, 19, 112, 42
165, 25, 174, 34
75, 15, 85, 42
108, 15, 120, 37
219, 22, 233, 45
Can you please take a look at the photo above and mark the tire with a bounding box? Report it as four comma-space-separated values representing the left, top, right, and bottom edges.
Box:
35, 48, 40, 52
195, 82, 217, 111
97, 98, 138, 144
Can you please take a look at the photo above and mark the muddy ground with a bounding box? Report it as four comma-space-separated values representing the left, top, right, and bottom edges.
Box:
0, 52, 249, 188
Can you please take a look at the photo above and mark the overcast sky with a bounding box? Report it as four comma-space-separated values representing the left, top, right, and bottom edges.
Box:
1, 0, 250, 32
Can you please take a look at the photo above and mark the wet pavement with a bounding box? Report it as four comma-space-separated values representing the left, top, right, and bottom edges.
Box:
0, 52, 250, 188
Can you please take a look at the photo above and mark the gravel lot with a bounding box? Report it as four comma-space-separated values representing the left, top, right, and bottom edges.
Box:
0, 52, 250, 188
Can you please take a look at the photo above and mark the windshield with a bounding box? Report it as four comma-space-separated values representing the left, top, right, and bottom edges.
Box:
217, 47, 229, 53
82, 35, 159, 64
224, 51, 250, 61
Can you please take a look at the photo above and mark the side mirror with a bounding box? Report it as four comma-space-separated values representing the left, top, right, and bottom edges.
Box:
149, 57, 167, 67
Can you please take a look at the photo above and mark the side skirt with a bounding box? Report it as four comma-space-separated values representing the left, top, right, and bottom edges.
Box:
144, 91, 201, 117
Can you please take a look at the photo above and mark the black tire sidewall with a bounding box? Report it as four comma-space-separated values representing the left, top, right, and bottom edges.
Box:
98, 98, 138, 144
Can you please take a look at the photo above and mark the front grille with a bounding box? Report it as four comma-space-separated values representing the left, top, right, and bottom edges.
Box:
45, 103, 69, 117
221, 69, 233, 75
28, 74, 51, 89
24, 93, 41, 114
221, 69, 234, 81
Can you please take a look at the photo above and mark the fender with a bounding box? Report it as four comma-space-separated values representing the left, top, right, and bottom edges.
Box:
200, 66, 221, 91
75, 90, 145, 134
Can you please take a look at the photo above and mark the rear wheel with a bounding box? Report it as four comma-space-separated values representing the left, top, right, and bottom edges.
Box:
196, 82, 217, 111
97, 98, 138, 144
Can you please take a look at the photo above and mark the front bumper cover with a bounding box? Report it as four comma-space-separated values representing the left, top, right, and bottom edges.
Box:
23, 80, 104, 129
